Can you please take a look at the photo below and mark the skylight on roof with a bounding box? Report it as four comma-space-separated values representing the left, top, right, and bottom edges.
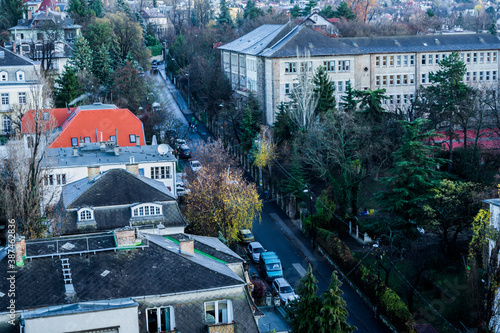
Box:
101, 270, 110, 277
61, 242, 75, 250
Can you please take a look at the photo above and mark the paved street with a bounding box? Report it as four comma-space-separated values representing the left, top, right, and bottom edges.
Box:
154, 68, 391, 333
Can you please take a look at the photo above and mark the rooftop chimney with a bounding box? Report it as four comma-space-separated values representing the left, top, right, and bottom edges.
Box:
72, 145, 78, 156
179, 237, 194, 255
15, 236, 26, 266
100, 141, 106, 152
114, 228, 136, 247
136, 136, 140, 147
27, 10, 32, 19
87, 166, 100, 181
126, 162, 139, 175
114, 144, 120, 156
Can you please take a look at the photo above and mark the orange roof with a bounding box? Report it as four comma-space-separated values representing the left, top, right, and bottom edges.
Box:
48, 106, 145, 148
21, 108, 76, 134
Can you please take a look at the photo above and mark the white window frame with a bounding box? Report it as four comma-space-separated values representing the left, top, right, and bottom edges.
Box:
0, 71, 7, 81
338, 60, 350, 72
410, 55, 415, 65
151, 166, 171, 179
396, 55, 401, 66
205, 300, 233, 325
3, 115, 11, 134
403, 55, 408, 66
375, 56, 380, 67
18, 92, 27, 104
16, 71, 25, 81
131, 203, 163, 218
146, 306, 175, 333
284, 62, 297, 73
323, 60, 335, 72
421, 54, 426, 65
1, 93, 9, 105
78, 208, 94, 222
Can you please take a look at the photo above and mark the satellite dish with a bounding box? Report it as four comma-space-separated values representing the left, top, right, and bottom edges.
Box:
158, 144, 169, 156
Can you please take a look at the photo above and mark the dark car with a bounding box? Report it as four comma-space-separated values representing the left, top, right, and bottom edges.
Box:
178, 144, 191, 159
150, 65, 159, 74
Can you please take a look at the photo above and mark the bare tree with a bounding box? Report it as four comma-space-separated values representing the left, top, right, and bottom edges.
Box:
0, 81, 55, 239
26, 21, 63, 74
289, 53, 318, 131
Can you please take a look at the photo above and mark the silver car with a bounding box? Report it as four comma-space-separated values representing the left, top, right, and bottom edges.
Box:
272, 278, 298, 305
248, 242, 265, 263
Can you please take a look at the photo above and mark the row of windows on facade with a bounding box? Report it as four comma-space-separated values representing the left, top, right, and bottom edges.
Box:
375, 51, 498, 67
146, 300, 233, 333
375, 70, 498, 86
70, 134, 138, 147
285, 60, 351, 73
0, 71, 25, 82
284, 80, 353, 94
382, 94, 416, 105
1, 92, 27, 105
78, 203, 164, 222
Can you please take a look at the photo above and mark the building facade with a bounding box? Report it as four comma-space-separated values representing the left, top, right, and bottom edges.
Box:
219, 24, 500, 125
0, 47, 42, 139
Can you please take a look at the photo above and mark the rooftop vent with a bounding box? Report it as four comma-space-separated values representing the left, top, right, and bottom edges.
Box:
479, 37, 485, 43
434, 38, 440, 45
352, 41, 359, 47
423, 43, 428, 46
394, 40, 401, 47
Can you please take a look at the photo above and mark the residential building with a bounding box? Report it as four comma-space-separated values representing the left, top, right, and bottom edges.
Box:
0, 230, 259, 333
0, 47, 42, 139
55, 167, 183, 235
8, 9, 80, 74
42, 143, 178, 208
140, 8, 174, 40
21, 103, 146, 149
219, 24, 500, 125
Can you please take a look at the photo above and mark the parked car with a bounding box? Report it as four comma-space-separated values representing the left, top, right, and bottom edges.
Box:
175, 139, 186, 150
178, 144, 191, 159
272, 278, 298, 305
259, 251, 283, 281
248, 242, 265, 263
150, 64, 159, 73
238, 229, 254, 243
190, 160, 202, 172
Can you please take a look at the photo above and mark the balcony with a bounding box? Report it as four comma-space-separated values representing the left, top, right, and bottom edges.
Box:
207, 322, 235, 333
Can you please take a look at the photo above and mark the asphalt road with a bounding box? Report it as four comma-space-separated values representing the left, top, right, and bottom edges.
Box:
154, 68, 391, 333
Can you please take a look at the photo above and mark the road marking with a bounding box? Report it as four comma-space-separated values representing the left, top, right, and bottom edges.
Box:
293, 263, 307, 277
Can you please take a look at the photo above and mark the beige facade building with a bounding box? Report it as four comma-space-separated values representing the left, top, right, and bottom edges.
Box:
219, 22, 500, 125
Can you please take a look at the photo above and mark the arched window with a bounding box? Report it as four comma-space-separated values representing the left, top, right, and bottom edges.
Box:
131, 203, 162, 218
16, 71, 25, 81
0, 71, 8, 81
78, 208, 94, 221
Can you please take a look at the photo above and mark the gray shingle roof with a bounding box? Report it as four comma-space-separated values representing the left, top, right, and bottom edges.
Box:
62, 168, 175, 209
0, 47, 37, 67
218, 24, 292, 55
233, 25, 500, 58
0, 242, 244, 311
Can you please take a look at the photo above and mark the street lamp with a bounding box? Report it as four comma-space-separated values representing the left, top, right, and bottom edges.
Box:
185, 72, 190, 109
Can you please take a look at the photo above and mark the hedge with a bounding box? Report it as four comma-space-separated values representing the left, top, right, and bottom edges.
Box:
148, 44, 162, 57
316, 228, 415, 332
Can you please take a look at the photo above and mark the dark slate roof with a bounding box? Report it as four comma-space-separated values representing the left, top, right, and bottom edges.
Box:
218, 24, 293, 55
254, 25, 500, 58
0, 47, 37, 67
168, 233, 244, 264
0, 242, 244, 311
60, 202, 186, 235
25, 233, 116, 257
62, 168, 175, 209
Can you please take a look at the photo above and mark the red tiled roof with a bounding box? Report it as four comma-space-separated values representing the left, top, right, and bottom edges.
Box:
327, 18, 340, 23
432, 128, 500, 150
37, 0, 57, 12
21, 108, 75, 133
48, 107, 144, 148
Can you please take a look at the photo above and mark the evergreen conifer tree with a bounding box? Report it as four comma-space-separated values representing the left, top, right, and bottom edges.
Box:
288, 265, 321, 333
69, 35, 93, 73
92, 43, 112, 85
54, 66, 82, 107
318, 271, 355, 333
243, 0, 264, 19
313, 66, 336, 115
217, 0, 233, 27
89, 0, 103, 17
340, 81, 357, 112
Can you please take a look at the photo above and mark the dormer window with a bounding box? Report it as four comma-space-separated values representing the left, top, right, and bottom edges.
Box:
131, 203, 162, 217
16, 71, 25, 81
78, 208, 94, 221
0, 71, 7, 81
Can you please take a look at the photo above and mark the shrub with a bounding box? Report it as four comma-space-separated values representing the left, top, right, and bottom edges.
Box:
251, 278, 267, 301
148, 44, 162, 57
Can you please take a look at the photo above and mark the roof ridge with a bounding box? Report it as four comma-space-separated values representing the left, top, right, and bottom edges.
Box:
266, 23, 301, 52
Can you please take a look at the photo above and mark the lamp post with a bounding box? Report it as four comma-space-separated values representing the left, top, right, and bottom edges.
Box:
303, 188, 315, 248
185, 72, 190, 109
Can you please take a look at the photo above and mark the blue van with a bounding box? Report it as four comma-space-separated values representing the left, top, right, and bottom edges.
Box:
259, 252, 283, 281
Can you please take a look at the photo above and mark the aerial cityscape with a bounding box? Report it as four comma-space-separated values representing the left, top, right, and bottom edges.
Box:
0, 0, 500, 331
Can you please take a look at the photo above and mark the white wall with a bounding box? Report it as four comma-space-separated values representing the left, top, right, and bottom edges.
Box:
23, 306, 139, 333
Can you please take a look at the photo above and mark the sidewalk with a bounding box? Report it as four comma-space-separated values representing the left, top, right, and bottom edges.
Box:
158, 65, 213, 143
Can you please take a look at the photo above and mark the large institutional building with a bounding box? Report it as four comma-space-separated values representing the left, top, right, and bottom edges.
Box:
219, 22, 500, 125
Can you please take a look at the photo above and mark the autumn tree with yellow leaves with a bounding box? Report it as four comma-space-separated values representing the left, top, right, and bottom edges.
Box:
184, 140, 262, 243
345, 0, 376, 23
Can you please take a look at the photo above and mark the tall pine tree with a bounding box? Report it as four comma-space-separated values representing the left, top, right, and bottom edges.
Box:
318, 271, 355, 333
313, 65, 336, 115
217, 0, 233, 27
288, 265, 321, 333
54, 66, 82, 107
69, 35, 93, 73
340, 81, 357, 112
92, 43, 112, 85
